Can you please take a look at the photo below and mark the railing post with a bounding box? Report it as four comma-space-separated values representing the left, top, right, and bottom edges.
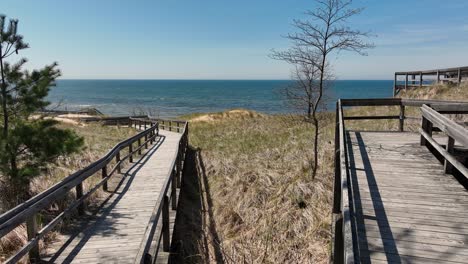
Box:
169, 121, 172, 132
393, 74, 397, 97
445, 136, 455, 174
176, 146, 182, 188
420, 116, 433, 147
420, 117, 427, 146
145, 134, 148, 149
144, 121, 147, 130
76, 182, 85, 215
129, 143, 133, 163
138, 138, 142, 155
437, 70, 441, 84
27, 215, 40, 263
139, 121, 142, 130
458, 67, 462, 86
162, 195, 170, 252
399, 104, 405, 132
419, 72, 423, 88
405, 73, 408, 90
172, 169, 177, 210
116, 150, 121, 174
102, 165, 108, 191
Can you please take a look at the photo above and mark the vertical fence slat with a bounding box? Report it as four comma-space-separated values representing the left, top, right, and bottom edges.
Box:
116, 150, 121, 174
102, 165, 108, 191
76, 183, 84, 215
445, 136, 455, 174
162, 195, 170, 252
26, 215, 40, 263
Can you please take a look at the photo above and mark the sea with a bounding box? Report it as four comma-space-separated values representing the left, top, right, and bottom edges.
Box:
47, 80, 394, 118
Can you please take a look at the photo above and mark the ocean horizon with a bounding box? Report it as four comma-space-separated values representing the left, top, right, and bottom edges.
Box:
47, 79, 394, 117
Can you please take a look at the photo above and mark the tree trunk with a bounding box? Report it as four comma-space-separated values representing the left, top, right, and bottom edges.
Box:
0, 45, 8, 137
311, 113, 319, 179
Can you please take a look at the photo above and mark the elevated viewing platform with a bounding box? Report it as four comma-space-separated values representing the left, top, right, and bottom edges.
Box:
333, 98, 468, 263
393, 66, 468, 96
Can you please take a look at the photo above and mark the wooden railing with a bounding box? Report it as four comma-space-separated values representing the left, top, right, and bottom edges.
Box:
420, 105, 468, 177
135, 119, 189, 264
0, 118, 159, 263
394, 66, 468, 96
332, 98, 468, 263
332, 99, 356, 263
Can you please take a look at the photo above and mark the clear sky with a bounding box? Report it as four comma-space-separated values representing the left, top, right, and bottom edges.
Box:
2, 0, 468, 80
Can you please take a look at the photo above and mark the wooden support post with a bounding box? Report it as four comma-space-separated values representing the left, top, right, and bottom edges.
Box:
162, 195, 170, 252
176, 148, 182, 188
138, 138, 142, 155
116, 151, 121, 174
76, 182, 84, 215
139, 121, 141, 130
393, 74, 397, 97
437, 70, 440, 84
144, 121, 147, 130
102, 165, 108, 191
129, 143, 133, 163
399, 105, 405, 132
420, 117, 428, 146
145, 134, 148, 149
419, 72, 423, 88
171, 169, 177, 210
411, 74, 415, 85
445, 136, 455, 174
458, 68, 462, 86
26, 215, 40, 263
405, 73, 408, 90
177, 122, 180, 133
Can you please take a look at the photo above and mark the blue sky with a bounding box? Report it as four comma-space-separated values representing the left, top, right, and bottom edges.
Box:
2, 0, 468, 80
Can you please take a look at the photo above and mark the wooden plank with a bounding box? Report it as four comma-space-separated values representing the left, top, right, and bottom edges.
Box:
345, 131, 468, 263
45, 130, 184, 263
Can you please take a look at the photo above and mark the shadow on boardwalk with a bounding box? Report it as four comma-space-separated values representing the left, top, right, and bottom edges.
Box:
46, 136, 166, 263
170, 147, 225, 264
346, 131, 468, 263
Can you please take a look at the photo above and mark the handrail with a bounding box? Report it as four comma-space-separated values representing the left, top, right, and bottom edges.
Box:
332, 100, 357, 263
340, 98, 468, 132
0, 119, 159, 263
394, 66, 468, 96
133, 118, 189, 264
420, 104, 468, 177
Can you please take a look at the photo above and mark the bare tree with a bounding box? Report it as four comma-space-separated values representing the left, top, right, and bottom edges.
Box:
272, 0, 373, 178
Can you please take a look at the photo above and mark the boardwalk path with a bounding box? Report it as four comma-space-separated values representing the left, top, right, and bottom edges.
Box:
45, 130, 182, 263
347, 131, 468, 263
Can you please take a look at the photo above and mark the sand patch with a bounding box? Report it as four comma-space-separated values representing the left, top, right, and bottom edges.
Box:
190, 109, 265, 122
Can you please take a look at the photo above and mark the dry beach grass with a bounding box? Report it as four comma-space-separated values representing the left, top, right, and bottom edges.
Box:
0, 122, 137, 262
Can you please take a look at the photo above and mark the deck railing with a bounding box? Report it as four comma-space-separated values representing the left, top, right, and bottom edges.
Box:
393, 66, 468, 96
0, 118, 158, 263
332, 98, 468, 263
134, 118, 189, 264
420, 105, 468, 177
332, 99, 356, 263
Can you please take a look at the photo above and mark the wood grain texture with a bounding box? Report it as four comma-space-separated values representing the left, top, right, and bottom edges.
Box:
346, 131, 468, 264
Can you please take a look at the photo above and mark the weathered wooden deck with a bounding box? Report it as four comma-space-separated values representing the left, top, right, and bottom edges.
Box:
44, 129, 182, 263
346, 131, 468, 263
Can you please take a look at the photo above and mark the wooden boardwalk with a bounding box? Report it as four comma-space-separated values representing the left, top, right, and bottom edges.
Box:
346, 131, 468, 263
44, 129, 182, 263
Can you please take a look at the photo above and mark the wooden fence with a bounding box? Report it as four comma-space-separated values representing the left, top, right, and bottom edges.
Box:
394, 66, 468, 96
331, 98, 468, 263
